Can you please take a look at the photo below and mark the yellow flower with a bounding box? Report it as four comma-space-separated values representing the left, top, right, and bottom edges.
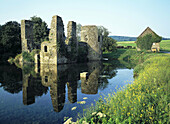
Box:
127, 112, 130, 116
140, 114, 143, 117
149, 117, 152, 120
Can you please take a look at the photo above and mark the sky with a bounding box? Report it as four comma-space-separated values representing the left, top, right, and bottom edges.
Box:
0, 0, 170, 37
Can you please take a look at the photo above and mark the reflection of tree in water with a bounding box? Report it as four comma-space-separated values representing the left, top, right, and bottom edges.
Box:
0, 64, 22, 94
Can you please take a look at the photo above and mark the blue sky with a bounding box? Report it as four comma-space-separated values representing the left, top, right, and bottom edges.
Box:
0, 0, 170, 37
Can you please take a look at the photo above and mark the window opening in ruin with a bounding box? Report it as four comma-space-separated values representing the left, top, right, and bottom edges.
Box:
45, 76, 48, 82
44, 46, 47, 52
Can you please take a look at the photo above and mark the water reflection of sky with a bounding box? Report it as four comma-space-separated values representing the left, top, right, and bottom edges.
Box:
0, 61, 134, 124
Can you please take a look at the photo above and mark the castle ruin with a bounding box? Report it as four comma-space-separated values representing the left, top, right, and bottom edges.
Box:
21, 15, 103, 65
21, 20, 34, 52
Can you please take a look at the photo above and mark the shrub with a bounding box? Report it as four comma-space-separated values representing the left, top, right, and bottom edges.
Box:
102, 37, 117, 52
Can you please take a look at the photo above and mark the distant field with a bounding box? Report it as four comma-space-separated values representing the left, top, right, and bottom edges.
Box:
160, 40, 170, 51
117, 40, 170, 51
117, 41, 136, 47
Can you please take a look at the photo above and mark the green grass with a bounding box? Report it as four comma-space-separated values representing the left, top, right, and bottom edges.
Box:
103, 49, 127, 60
117, 41, 136, 47
117, 40, 170, 52
75, 55, 170, 124
160, 40, 170, 51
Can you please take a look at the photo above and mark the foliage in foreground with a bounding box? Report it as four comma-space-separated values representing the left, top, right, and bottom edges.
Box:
75, 55, 170, 124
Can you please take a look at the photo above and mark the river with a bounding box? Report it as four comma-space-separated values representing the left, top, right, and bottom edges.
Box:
0, 60, 133, 124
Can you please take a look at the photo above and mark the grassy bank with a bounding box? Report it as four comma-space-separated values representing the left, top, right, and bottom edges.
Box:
73, 54, 169, 124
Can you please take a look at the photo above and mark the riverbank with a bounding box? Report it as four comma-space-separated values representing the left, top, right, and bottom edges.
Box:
68, 50, 170, 124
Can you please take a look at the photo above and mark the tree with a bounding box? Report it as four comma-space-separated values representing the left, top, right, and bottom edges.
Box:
0, 21, 21, 60
102, 37, 117, 52
97, 26, 117, 52
30, 16, 49, 49
97, 26, 109, 37
76, 23, 82, 41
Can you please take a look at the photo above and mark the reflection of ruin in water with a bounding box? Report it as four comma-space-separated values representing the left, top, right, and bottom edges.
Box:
81, 62, 102, 94
2, 60, 119, 113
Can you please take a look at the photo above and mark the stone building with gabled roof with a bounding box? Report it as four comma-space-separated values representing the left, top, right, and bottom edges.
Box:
136, 27, 162, 52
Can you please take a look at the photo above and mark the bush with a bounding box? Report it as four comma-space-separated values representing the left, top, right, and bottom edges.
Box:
102, 37, 117, 52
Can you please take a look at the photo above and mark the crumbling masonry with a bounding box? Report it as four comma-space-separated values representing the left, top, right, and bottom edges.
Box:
21, 15, 103, 65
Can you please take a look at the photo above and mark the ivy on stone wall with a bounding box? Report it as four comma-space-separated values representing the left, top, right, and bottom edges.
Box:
136, 34, 162, 50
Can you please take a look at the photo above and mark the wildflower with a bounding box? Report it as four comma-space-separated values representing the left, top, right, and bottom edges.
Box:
127, 112, 130, 116
64, 117, 73, 124
149, 117, 152, 120
71, 107, 77, 111
92, 112, 97, 115
140, 114, 143, 117
97, 112, 106, 118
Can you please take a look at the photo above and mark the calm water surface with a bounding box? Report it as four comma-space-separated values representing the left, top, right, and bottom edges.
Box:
0, 61, 133, 124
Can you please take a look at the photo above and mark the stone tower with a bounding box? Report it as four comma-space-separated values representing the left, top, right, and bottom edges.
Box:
21, 20, 34, 52
81, 25, 102, 61
65, 21, 78, 61
40, 15, 67, 64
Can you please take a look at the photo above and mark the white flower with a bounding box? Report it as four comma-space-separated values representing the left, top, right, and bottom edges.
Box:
92, 112, 97, 115
97, 112, 106, 118
64, 117, 72, 124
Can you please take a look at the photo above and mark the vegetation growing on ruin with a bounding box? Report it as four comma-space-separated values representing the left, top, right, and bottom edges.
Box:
77, 44, 88, 62
75, 55, 170, 124
136, 34, 162, 50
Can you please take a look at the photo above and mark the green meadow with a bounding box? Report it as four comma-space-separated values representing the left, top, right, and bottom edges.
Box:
117, 40, 170, 51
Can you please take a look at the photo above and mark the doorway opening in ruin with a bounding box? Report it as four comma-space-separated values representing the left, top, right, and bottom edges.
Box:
44, 46, 47, 52
37, 54, 40, 73
45, 76, 48, 82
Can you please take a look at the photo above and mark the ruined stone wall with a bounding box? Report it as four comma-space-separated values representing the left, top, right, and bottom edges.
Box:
65, 21, 77, 46
40, 15, 67, 64
21, 20, 34, 52
65, 21, 78, 61
81, 25, 102, 61
49, 15, 65, 44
